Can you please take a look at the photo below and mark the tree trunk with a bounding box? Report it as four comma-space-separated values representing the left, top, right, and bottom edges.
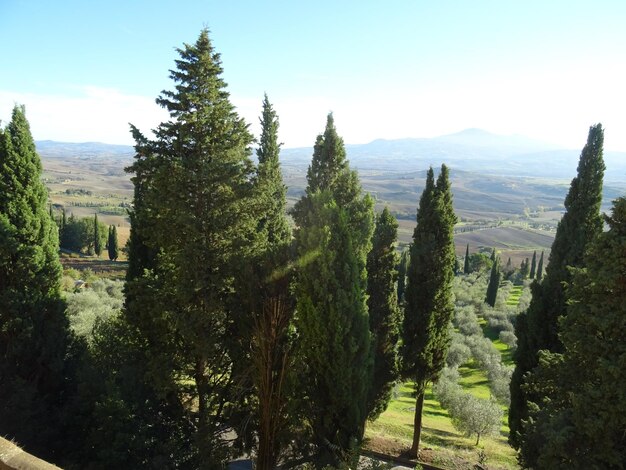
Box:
195, 357, 210, 466
476, 433, 481, 446
409, 381, 426, 458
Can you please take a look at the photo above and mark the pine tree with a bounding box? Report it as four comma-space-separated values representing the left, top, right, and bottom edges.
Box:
0, 105, 76, 461
536, 251, 544, 281
510, 124, 605, 450
463, 243, 471, 274
93, 213, 102, 256
293, 114, 374, 467
107, 225, 119, 261
401, 165, 457, 457
521, 197, 626, 468
485, 253, 500, 307
529, 250, 537, 279
366, 207, 401, 420
124, 29, 259, 467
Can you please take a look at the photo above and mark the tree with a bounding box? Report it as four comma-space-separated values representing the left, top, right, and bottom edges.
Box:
510, 124, 605, 451
463, 243, 471, 274
107, 225, 119, 261
536, 251, 544, 281
450, 395, 503, 446
521, 197, 626, 468
366, 207, 401, 420
292, 114, 374, 467
93, 213, 102, 256
124, 29, 259, 467
400, 165, 457, 457
397, 247, 410, 303
244, 95, 295, 470
520, 257, 530, 279
485, 252, 500, 307
529, 250, 537, 279
0, 105, 77, 461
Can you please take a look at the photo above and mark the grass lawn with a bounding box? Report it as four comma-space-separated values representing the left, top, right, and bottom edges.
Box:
506, 285, 523, 307
365, 369, 518, 469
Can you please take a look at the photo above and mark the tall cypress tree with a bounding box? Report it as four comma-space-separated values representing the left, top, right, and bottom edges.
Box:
397, 247, 410, 303
485, 253, 500, 307
243, 95, 294, 470
124, 29, 259, 467
529, 250, 537, 279
293, 114, 374, 467
0, 105, 76, 461
536, 250, 544, 281
510, 124, 605, 450
522, 197, 626, 468
93, 213, 102, 256
401, 165, 457, 457
366, 207, 401, 420
463, 243, 471, 274
107, 225, 119, 261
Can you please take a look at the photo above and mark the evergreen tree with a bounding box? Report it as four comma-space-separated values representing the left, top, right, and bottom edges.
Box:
520, 257, 530, 279
463, 243, 471, 274
401, 165, 457, 457
123, 29, 259, 467
397, 247, 410, 303
529, 250, 537, 279
536, 251, 544, 281
521, 198, 626, 468
485, 253, 500, 307
0, 105, 76, 461
93, 213, 102, 256
510, 124, 605, 450
293, 114, 374, 467
366, 207, 401, 420
107, 225, 119, 261
241, 95, 294, 470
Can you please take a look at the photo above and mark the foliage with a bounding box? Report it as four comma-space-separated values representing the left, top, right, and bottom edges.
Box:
60, 213, 107, 254
400, 165, 457, 455
93, 213, 102, 256
463, 243, 471, 274
484, 252, 500, 307
520, 197, 626, 469
396, 247, 410, 303
510, 124, 605, 450
122, 29, 259, 467
107, 225, 119, 261
292, 114, 374, 467
366, 207, 401, 420
529, 250, 537, 279
0, 105, 78, 462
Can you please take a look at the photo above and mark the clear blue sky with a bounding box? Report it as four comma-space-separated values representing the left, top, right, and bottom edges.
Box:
1, 0, 625, 150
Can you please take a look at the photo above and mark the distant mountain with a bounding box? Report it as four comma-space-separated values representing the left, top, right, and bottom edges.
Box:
36, 140, 134, 159
36, 130, 626, 183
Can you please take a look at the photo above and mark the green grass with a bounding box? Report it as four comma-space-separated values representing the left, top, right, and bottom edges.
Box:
366, 372, 518, 469
506, 285, 523, 307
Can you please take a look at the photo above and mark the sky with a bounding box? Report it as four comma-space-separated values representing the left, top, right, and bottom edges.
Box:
1, 0, 626, 151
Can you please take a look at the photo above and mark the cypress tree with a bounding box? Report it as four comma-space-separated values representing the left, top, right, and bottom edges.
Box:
366, 207, 401, 420
0, 105, 76, 461
536, 251, 544, 281
293, 114, 374, 467
520, 257, 530, 279
107, 225, 119, 261
485, 253, 500, 307
124, 29, 259, 467
93, 213, 101, 256
529, 250, 537, 279
510, 124, 605, 451
522, 197, 626, 468
244, 95, 294, 470
397, 247, 410, 303
401, 165, 457, 457
463, 243, 471, 274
